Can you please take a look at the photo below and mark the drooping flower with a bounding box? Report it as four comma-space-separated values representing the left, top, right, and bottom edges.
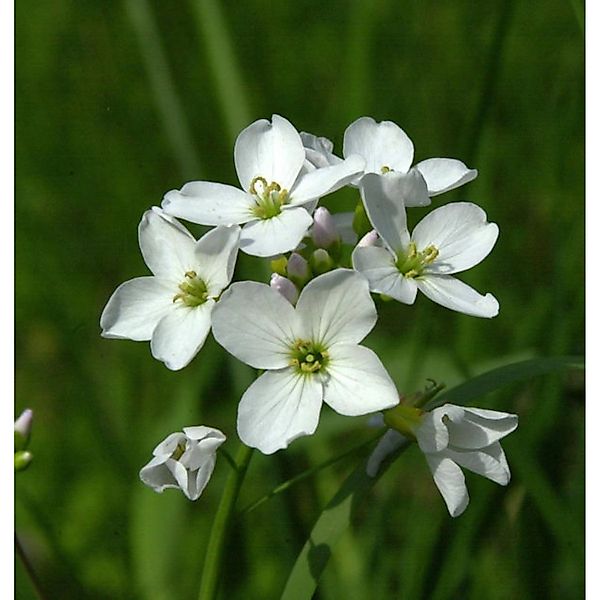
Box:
343, 116, 478, 205
139, 426, 226, 501
211, 269, 399, 454
353, 177, 499, 317
100, 207, 240, 370
161, 115, 364, 257
367, 404, 518, 517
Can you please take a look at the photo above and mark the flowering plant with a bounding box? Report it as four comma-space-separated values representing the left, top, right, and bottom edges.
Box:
100, 114, 523, 598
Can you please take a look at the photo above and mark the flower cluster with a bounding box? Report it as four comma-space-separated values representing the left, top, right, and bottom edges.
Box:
101, 115, 516, 515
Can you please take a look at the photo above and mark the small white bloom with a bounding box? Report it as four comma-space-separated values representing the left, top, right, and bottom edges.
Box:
139, 426, 226, 501
162, 115, 364, 257
367, 404, 518, 517
353, 177, 499, 317
211, 269, 400, 454
343, 116, 478, 205
100, 208, 240, 370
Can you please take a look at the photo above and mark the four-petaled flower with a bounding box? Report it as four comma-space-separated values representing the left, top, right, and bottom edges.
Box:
367, 404, 518, 517
161, 115, 364, 257
343, 116, 478, 206
100, 207, 240, 370
211, 269, 400, 454
139, 426, 226, 501
353, 177, 499, 317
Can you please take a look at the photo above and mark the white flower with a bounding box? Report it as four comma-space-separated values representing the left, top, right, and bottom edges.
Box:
100, 207, 240, 370
301, 132, 343, 169
139, 426, 226, 501
211, 269, 400, 454
353, 178, 499, 317
367, 404, 518, 517
161, 115, 364, 257
343, 116, 478, 205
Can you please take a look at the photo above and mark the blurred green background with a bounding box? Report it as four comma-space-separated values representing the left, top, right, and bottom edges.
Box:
15, 1, 584, 598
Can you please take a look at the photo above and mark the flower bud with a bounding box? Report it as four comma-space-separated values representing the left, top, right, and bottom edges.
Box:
15, 450, 33, 472
312, 207, 339, 249
270, 273, 299, 305
287, 252, 311, 285
14, 409, 33, 451
357, 229, 379, 247
270, 255, 288, 276
310, 248, 334, 275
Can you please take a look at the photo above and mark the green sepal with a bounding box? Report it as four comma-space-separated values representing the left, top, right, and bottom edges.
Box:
352, 201, 371, 239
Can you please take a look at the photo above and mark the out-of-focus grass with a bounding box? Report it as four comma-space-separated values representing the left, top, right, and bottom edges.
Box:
16, 1, 583, 599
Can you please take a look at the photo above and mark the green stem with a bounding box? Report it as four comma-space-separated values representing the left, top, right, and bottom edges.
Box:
198, 443, 253, 600
240, 431, 384, 515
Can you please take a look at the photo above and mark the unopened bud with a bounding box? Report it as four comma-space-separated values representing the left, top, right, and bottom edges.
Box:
270, 274, 299, 305
14, 409, 33, 451
287, 253, 311, 284
312, 207, 339, 249
15, 450, 33, 472
357, 229, 379, 247
270, 255, 288, 276
310, 248, 334, 275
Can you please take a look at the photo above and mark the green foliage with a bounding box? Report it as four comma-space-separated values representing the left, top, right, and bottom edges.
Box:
16, 0, 583, 599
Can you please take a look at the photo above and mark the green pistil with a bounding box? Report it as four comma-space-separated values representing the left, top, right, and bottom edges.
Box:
395, 241, 439, 278
249, 176, 289, 219
171, 442, 187, 461
290, 339, 329, 374
173, 271, 209, 307
381, 165, 392, 174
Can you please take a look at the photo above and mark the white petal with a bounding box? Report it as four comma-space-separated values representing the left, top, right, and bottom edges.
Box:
416, 275, 499, 318
323, 343, 399, 416
139, 457, 179, 493
425, 455, 469, 517
211, 281, 299, 369
189, 453, 218, 500
295, 269, 377, 346
366, 430, 407, 477
359, 173, 411, 254
343, 116, 414, 174
167, 459, 192, 498
416, 410, 450, 454
415, 158, 478, 196
438, 404, 518, 449
183, 425, 226, 443
413, 203, 499, 274
100, 277, 174, 341
152, 432, 186, 457
150, 301, 214, 370
138, 207, 197, 278
237, 369, 323, 454
234, 115, 305, 192
301, 132, 343, 168
289, 155, 365, 205
239, 207, 313, 257
193, 225, 240, 295
162, 182, 255, 226
352, 246, 418, 303
446, 442, 511, 486
383, 169, 431, 208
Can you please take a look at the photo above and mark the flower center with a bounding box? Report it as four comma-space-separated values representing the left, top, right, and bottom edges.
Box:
289, 339, 329, 374
173, 271, 209, 307
395, 241, 439, 278
249, 176, 290, 219
171, 441, 187, 461
380, 165, 392, 174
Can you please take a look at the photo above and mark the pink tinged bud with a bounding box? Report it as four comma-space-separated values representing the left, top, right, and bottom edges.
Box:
357, 229, 379, 247
287, 252, 310, 281
312, 207, 339, 248
270, 274, 299, 305
15, 409, 33, 435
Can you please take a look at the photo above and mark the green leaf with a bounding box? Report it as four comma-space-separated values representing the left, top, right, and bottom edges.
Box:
427, 355, 584, 409
280, 444, 408, 600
